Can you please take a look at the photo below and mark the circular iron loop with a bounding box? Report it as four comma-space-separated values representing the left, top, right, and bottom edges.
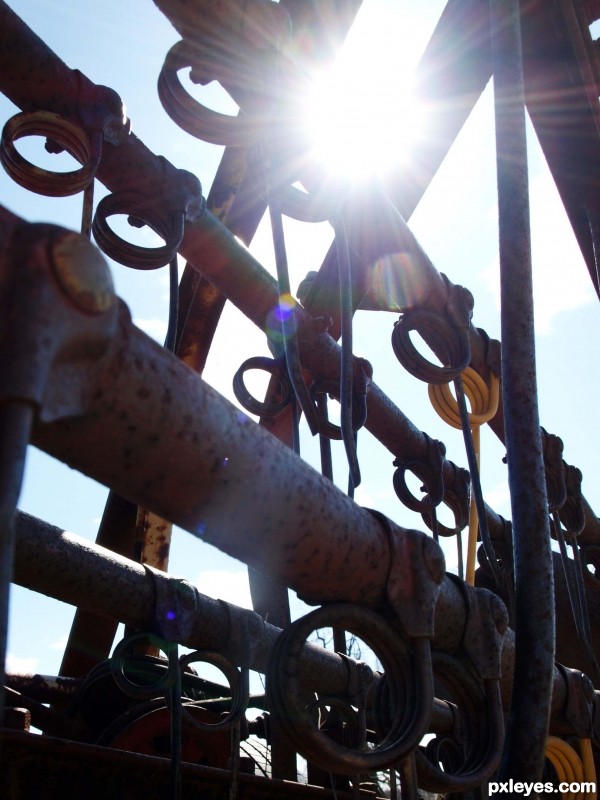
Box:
110, 634, 178, 700
1, 110, 101, 197
266, 603, 433, 774
391, 309, 471, 385
415, 652, 503, 793
158, 40, 264, 147
305, 695, 366, 750
92, 192, 184, 269
421, 491, 469, 537
176, 650, 249, 732
428, 367, 499, 430
310, 379, 368, 442
393, 460, 445, 513
232, 356, 292, 418
421, 468, 470, 537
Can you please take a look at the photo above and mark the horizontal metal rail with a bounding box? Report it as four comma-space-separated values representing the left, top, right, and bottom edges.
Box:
13, 509, 579, 728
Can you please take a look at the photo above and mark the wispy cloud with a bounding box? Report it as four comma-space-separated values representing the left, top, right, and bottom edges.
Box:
6, 653, 39, 674
196, 569, 252, 609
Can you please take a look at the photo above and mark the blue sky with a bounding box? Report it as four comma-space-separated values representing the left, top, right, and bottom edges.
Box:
2, 0, 599, 678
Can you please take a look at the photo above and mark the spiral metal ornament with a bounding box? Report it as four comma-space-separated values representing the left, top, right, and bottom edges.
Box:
1, 110, 101, 197
422, 466, 470, 538
391, 309, 471, 385
92, 192, 184, 269
109, 633, 178, 700
158, 40, 264, 148
232, 356, 292, 418
309, 378, 368, 441
392, 435, 446, 514
415, 652, 504, 793
266, 603, 433, 775
176, 651, 249, 732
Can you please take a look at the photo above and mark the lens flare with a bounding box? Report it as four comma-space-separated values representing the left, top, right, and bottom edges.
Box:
265, 293, 298, 347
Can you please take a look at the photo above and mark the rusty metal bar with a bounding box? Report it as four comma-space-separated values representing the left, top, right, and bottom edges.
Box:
490, 0, 554, 786
11, 510, 583, 730
2, 2, 600, 550
11, 510, 452, 727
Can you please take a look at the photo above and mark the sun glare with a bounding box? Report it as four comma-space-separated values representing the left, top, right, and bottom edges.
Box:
298, 2, 431, 185
303, 63, 426, 181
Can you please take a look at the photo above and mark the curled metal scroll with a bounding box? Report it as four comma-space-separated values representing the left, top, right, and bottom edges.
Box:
158, 40, 264, 148
309, 377, 368, 442
177, 650, 249, 732
92, 192, 184, 269
232, 356, 292, 418
1, 110, 101, 196
109, 633, 178, 700
266, 603, 433, 774
422, 465, 470, 538
392, 435, 446, 513
391, 309, 471, 385
415, 652, 504, 793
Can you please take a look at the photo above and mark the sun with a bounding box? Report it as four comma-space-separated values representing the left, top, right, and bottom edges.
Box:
297, 11, 430, 185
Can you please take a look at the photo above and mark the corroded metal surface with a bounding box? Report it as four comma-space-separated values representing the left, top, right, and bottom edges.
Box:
2, 0, 600, 794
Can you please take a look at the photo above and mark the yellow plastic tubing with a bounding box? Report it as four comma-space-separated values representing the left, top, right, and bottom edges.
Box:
545, 736, 596, 800
429, 367, 499, 585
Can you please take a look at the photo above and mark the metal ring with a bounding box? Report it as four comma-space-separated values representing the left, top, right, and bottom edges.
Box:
415, 652, 504, 793
92, 192, 184, 269
422, 467, 470, 537
232, 356, 292, 418
305, 695, 366, 749
309, 379, 368, 441
391, 309, 471, 385
393, 460, 445, 513
177, 650, 249, 732
266, 603, 433, 774
158, 40, 263, 147
109, 634, 177, 700
1, 110, 101, 197
429, 367, 499, 429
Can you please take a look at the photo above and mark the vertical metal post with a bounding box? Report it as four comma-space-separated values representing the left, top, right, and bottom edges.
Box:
490, 0, 555, 787
0, 402, 34, 722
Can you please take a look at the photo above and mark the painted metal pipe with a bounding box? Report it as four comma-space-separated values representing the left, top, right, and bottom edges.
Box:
490, 0, 555, 786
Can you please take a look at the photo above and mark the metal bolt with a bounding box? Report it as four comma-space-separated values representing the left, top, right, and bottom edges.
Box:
49, 230, 115, 315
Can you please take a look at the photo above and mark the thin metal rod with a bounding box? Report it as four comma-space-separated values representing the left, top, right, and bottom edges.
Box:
490, 0, 554, 786
268, 199, 320, 438
333, 212, 361, 489
0, 402, 34, 724
454, 375, 503, 589
164, 256, 180, 353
